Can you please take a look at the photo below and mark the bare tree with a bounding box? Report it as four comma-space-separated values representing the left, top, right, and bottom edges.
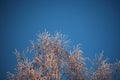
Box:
7, 31, 120, 80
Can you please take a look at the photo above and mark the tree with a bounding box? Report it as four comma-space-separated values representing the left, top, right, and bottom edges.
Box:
7, 31, 120, 80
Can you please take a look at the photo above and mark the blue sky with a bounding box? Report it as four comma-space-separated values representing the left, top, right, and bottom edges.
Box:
0, 0, 120, 79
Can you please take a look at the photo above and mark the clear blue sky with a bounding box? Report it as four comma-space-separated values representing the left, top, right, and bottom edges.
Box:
0, 0, 120, 79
